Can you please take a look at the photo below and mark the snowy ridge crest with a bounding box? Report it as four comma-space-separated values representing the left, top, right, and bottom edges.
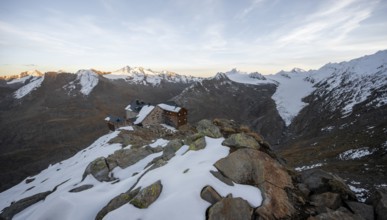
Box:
103, 66, 202, 85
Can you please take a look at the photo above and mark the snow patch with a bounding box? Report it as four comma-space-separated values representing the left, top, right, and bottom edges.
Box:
76, 70, 99, 95
295, 163, 323, 171
338, 147, 375, 160
14, 76, 44, 99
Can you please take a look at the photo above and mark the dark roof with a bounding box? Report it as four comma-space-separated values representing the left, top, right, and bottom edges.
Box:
129, 99, 150, 113
107, 116, 124, 123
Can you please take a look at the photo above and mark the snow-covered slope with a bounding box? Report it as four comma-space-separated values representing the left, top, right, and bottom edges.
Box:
103, 66, 201, 85
0, 127, 261, 220
13, 76, 45, 99
310, 50, 387, 116
219, 68, 318, 126
219, 50, 387, 126
64, 69, 99, 96
266, 69, 318, 126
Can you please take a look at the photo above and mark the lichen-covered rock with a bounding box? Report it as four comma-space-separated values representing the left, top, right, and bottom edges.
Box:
214, 148, 296, 219
301, 169, 356, 200
196, 119, 222, 138
208, 197, 253, 220
222, 133, 260, 150
95, 188, 140, 220
212, 118, 239, 136
200, 185, 222, 205
311, 192, 342, 210
130, 180, 163, 209
189, 136, 206, 151
82, 157, 112, 182
106, 146, 158, 169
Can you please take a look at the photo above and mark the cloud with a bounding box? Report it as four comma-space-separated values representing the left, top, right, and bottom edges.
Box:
277, 0, 378, 46
235, 0, 266, 20
24, 64, 37, 67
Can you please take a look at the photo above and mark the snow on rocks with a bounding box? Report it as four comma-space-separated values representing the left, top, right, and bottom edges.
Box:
14, 76, 44, 99
103, 66, 201, 85
338, 147, 376, 160
75, 69, 99, 95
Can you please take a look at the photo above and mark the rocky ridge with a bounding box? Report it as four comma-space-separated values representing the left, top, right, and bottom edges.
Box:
1, 120, 385, 220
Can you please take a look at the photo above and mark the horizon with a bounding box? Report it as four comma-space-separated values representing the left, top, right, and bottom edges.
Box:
1, 0, 387, 77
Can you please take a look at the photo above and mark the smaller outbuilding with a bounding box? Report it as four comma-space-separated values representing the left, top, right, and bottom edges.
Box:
105, 116, 126, 131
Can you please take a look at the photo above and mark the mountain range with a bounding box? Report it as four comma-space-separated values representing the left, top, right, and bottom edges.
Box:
0, 50, 386, 206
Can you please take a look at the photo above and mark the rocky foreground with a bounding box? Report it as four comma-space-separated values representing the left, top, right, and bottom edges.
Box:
0, 119, 386, 220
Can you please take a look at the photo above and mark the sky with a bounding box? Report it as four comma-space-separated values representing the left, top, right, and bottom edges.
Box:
0, 0, 386, 77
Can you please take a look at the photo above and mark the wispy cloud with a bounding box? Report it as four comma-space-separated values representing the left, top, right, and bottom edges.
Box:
278, 0, 378, 46
235, 0, 266, 20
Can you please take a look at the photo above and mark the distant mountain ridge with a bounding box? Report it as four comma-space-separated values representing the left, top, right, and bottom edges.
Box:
0, 50, 386, 196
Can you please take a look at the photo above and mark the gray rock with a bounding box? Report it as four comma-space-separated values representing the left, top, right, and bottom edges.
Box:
82, 157, 112, 182
208, 198, 252, 220
95, 188, 140, 220
371, 187, 387, 220
69, 184, 94, 193
301, 169, 356, 200
214, 148, 296, 219
130, 180, 163, 209
311, 192, 342, 210
0, 190, 52, 220
212, 118, 239, 137
222, 133, 260, 150
346, 201, 374, 220
200, 185, 222, 205
162, 139, 184, 160
210, 170, 234, 186
196, 119, 222, 138
189, 137, 206, 151
106, 146, 156, 169
311, 209, 364, 220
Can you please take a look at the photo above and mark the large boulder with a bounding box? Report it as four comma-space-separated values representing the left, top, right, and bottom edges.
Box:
82, 157, 112, 182
222, 133, 260, 150
208, 198, 253, 220
214, 148, 292, 188
130, 180, 163, 209
301, 169, 356, 200
214, 148, 296, 219
196, 119, 222, 138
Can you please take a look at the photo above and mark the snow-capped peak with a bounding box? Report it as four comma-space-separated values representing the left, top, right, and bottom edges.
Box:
103, 66, 201, 85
